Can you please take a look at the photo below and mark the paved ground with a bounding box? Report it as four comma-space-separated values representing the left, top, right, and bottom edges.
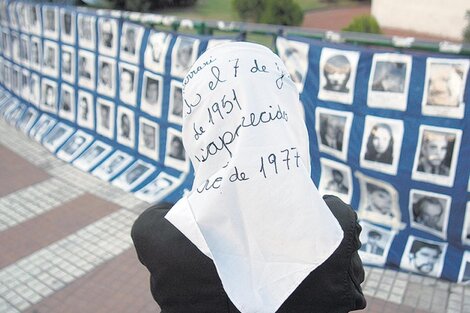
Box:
302, 5, 451, 42
0, 118, 469, 313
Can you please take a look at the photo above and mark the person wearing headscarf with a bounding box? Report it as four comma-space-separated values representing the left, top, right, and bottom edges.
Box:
132, 42, 366, 313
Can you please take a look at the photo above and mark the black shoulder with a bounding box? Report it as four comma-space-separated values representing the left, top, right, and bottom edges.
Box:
322, 194, 357, 231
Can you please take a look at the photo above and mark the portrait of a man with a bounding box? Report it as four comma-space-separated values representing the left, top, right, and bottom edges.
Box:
406, 240, 443, 275
412, 196, 445, 232
417, 130, 453, 176
426, 62, 466, 107
360, 230, 385, 256
323, 54, 351, 93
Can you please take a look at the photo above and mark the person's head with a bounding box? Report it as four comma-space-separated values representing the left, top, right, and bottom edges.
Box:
126, 165, 146, 183
100, 105, 110, 127
79, 96, 89, 119
45, 85, 54, 105
149, 33, 166, 62
170, 136, 184, 159
101, 19, 113, 46
413, 197, 444, 229
120, 69, 133, 93
100, 62, 111, 85
282, 47, 303, 83
331, 169, 344, 184
323, 54, 351, 91
125, 27, 136, 44
368, 123, 393, 155
120, 113, 130, 137
176, 40, 193, 69
427, 64, 463, 107
142, 124, 155, 149
79, 56, 87, 70
145, 79, 159, 103
106, 155, 125, 172
322, 115, 342, 139
409, 241, 442, 273
62, 52, 71, 72
366, 184, 391, 213
68, 136, 85, 151
63, 12, 72, 31
366, 230, 382, 245
420, 132, 449, 167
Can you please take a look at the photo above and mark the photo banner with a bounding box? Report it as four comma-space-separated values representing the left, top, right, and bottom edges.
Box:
276, 35, 470, 283
0, 0, 469, 283
0, 1, 234, 206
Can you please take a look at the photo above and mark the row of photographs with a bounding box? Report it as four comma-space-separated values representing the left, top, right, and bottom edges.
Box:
0, 55, 464, 189
0, 15, 201, 79
0, 58, 184, 122
0, 91, 189, 174
319, 159, 470, 243
359, 224, 470, 283
0, 93, 186, 203
277, 37, 469, 119
316, 107, 462, 187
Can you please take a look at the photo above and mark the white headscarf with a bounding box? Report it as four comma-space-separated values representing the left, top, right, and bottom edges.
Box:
165, 42, 343, 313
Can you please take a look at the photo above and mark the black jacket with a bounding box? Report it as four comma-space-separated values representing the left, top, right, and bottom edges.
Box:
131, 195, 367, 313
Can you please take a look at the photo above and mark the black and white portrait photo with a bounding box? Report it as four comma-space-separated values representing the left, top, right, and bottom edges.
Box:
400, 236, 446, 277
134, 172, 179, 203
171, 36, 199, 79
30, 37, 41, 72
168, 80, 183, 124
77, 90, 94, 130
17, 108, 38, 133
368, 53, 411, 111
144, 31, 172, 74
58, 83, 75, 122
357, 172, 402, 228
11, 32, 20, 64
97, 56, 116, 97
60, 9, 75, 45
42, 40, 59, 78
138, 117, 159, 160
17, 3, 28, 32
164, 128, 188, 172
462, 202, 470, 246
318, 158, 352, 204
140, 71, 163, 117
92, 150, 134, 181
112, 160, 155, 192
29, 73, 40, 107
458, 251, 470, 283
409, 189, 450, 239
8, 2, 18, 30
1, 30, 10, 59
73, 140, 113, 172
422, 58, 469, 119
276, 37, 310, 93
61, 45, 75, 83
358, 221, 395, 265
28, 4, 42, 36
57, 130, 93, 163
318, 48, 360, 105
19, 35, 30, 67
360, 116, 404, 175
40, 79, 58, 113
119, 63, 138, 106
78, 50, 96, 90
315, 107, 353, 161
20, 69, 30, 101
120, 23, 144, 64
30, 114, 56, 142
116, 105, 135, 148
43, 122, 74, 152
77, 14, 96, 50
42, 6, 59, 40
412, 125, 462, 187
96, 98, 115, 139
11, 66, 20, 95
98, 17, 118, 57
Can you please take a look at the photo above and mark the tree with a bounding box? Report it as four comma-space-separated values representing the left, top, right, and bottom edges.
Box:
342, 15, 382, 34
259, 0, 303, 26
464, 10, 470, 43
231, 0, 266, 22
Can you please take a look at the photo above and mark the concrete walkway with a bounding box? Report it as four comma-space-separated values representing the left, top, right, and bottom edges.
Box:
0, 118, 469, 313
